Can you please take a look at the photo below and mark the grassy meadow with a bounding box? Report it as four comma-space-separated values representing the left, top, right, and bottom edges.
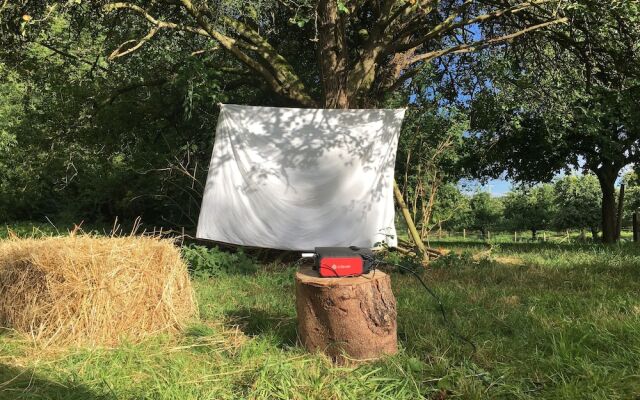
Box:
1, 223, 640, 399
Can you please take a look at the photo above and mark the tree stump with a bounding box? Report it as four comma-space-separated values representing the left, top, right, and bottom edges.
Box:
295, 266, 397, 364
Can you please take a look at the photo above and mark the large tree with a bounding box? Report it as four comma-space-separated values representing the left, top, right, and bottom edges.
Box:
466, 0, 640, 243
3, 0, 565, 110
0, 0, 565, 239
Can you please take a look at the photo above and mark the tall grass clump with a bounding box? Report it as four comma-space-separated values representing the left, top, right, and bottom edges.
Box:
182, 245, 257, 277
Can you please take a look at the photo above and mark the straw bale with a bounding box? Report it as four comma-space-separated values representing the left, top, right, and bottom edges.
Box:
0, 235, 198, 347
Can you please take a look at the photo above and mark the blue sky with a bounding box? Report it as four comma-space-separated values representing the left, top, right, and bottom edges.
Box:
459, 178, 513, 196
462, 168, 630, 196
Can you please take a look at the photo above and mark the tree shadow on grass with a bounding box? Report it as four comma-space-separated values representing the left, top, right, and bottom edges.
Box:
0, 364, 114, 400
225, 307, 298, 348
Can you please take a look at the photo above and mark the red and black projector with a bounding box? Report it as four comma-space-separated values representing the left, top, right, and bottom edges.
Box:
309, 247, 374, 278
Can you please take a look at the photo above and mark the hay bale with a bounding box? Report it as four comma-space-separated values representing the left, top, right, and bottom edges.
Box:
0, 235, 198, 347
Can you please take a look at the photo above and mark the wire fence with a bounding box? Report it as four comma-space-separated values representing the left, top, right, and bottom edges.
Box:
417, 228, 637, 243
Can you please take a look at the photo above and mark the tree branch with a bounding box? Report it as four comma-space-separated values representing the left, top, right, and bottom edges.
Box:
409, 17, 567, 64
388, 0, 474, 52
104, 3, 208, 36
104, 2, 210, 60
35, 41, 108, 72
104, 1, 316, 106
178, 0, 316, 107
97, 77, 169, 107
108, 26, 159, 60
392, 0, 553, 53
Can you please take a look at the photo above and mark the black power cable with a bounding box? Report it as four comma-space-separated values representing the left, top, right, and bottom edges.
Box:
389, 261, 477, 354
302, 248, 477, 354
357, 251, 477, 354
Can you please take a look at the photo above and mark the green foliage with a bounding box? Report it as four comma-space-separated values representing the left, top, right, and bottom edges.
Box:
553, 174, 601, 234
182, 245, 257, 277
469, 191, 503, 235
0, 5, 268, 225
0, 0, 635, 243
336, 0, 350, 14
382, 249, 424, 273
623, 170, 640, 221
503, 184, 556, 236
467, 0, 640, 182
432, 183, 471, 230
395, 68, 469, 236
465, 0, 640, 242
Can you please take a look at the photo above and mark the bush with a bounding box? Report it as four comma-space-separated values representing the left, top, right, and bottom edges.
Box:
381, 250, 424, 273
182, 245, 257, 277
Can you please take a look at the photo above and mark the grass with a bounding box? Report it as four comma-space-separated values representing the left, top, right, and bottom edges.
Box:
1, 227, 640, 399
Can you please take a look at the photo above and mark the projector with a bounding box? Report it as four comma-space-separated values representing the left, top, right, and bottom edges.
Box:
309, 247, 374, 277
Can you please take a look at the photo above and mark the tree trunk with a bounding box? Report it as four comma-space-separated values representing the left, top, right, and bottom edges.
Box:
317, 0, 349, 108
393, 180, 428, 262
601, 189, 617, 244
596, 166, 619, 244
295, 266, 397, 364
615, 183, 625, 241
590, 227, 599, 241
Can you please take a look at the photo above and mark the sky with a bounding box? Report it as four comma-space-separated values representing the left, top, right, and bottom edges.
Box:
462, 167, 631, 197
459, 178, 512, 196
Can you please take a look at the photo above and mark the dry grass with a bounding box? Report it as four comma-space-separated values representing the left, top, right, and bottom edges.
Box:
0, 234, 198, 347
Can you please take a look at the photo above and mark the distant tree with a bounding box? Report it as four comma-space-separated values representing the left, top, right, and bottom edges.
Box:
622, 170, 640, 224
469, 192, 503, 240
397, 73, 468, 239
0, 62, 22, 220
503, 184, 555, 239
430, 183, 471, 234
553, 174, 601, 239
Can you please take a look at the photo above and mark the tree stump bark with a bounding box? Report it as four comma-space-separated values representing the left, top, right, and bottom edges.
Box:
295, 266, 397, 364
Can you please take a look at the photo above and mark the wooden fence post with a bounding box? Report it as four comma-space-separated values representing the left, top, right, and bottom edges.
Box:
634, 211, 639, 243
463, 228, 466, 239
514, 231, 517, 242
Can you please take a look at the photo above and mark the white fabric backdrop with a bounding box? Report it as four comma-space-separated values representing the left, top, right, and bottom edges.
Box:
196, 104, 405, 250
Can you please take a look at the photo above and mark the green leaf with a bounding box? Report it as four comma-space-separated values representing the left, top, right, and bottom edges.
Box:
407, 357, 424, 372
337, 0, 350, 14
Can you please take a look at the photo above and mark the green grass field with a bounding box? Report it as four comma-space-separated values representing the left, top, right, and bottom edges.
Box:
2, 224, 640, 399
